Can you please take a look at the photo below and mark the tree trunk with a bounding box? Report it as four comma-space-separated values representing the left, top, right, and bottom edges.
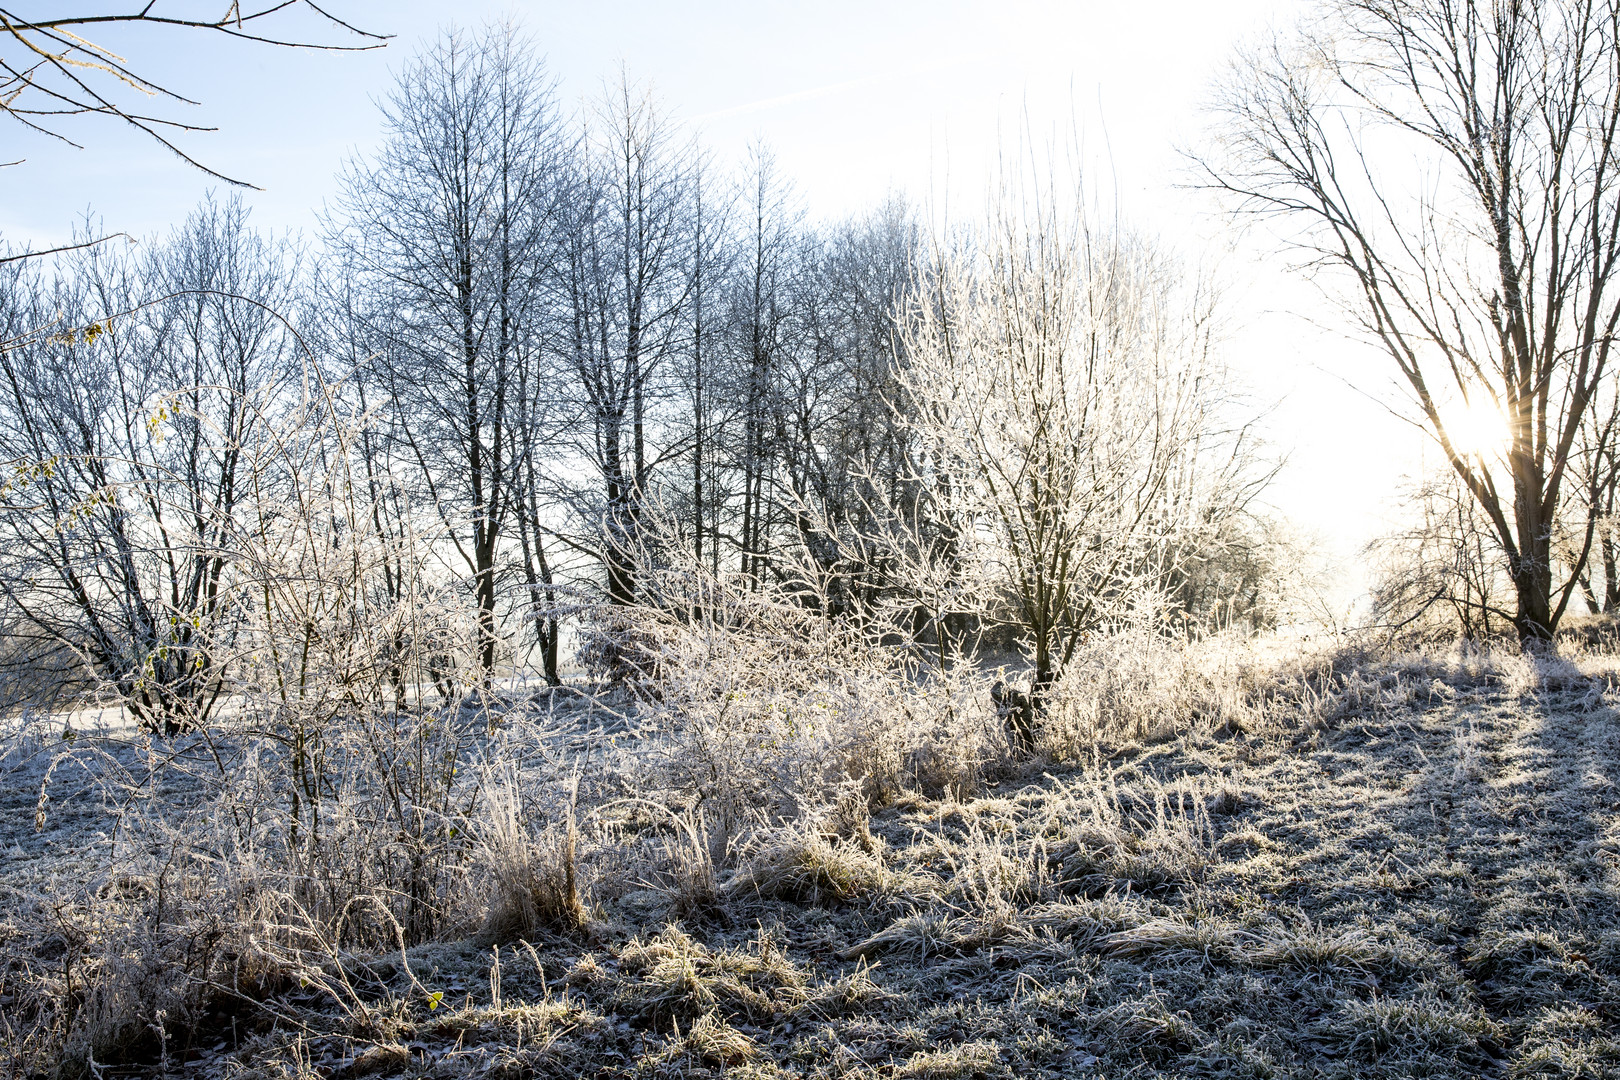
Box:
603, 420, 636, 605
1509, 528, 1555, 645
1604, 532, 1619, 613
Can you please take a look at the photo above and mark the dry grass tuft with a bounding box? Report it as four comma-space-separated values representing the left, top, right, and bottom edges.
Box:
476, 772, 588, 939
1246, 924, 1397, 976
892, 1039, 1004, 1079
347, 1041, 409, 1076
724, 823, 898, 906
1021, 896, 1147, 943
839, 896, 1144, 962
1049, 778, 1215, 896
1091, 997, 1211, 1065
838, 910, 997, 962
641, 1010, 763, 1072
1321, 996, 1503, 1069
1098, 915, 1240, 964
614, 925, 808, 1024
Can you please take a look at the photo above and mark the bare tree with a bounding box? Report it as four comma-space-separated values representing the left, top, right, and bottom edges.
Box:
774, 196, 918, 607
328, 25, 566, 682
1565, 363, 1620, 613
554, 73, 698, 604
683, 151, 735, 579
898, 158, 1226, 711
0, 3, 384, 190
729, 143, 803, 589
1369, 471, 1512, 641
0, 195, 300, 729
308, 252, 433, 701
1201, 0, 1620, 644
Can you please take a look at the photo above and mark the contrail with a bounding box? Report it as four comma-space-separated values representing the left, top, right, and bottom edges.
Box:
690, 73, 884, 123
691, 59, 964, 123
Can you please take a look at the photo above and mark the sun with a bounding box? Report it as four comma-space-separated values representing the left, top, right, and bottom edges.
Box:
1441, 398, 1512, 461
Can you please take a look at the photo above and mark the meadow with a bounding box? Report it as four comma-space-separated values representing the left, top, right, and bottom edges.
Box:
6, 627, 1619, 1079
7, 5, 1620, 1078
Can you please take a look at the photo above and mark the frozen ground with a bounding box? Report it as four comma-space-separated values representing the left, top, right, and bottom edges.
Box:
5, 653, 1620, 1078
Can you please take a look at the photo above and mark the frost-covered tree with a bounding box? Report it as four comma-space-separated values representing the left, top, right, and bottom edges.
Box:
0, 196, 300, 728
1203, 0, 1620, 643
898, 161, 1233, 706
328, 24, 567, 679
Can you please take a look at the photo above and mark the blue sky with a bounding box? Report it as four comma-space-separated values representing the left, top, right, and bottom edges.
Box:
2, 1, 1296, 237
0, 0, 1416, 611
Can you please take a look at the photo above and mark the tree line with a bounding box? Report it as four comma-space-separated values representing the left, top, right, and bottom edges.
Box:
0, 25, 1289, 729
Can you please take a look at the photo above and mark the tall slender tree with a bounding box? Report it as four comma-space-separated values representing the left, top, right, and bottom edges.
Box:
329, 24, 566, 679
729, 143, 802, 588
555, 73, 698, 604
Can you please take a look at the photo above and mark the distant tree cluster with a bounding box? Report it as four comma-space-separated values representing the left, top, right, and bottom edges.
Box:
0, 25, 1285, 728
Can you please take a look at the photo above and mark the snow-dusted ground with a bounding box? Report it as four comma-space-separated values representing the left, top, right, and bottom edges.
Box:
0, 686, 653, 900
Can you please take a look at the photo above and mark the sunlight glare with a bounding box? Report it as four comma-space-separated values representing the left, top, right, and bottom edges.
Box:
1442, 399, 1512, 460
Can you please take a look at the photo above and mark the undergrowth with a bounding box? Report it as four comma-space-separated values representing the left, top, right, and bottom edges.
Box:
3, 628, 1618, 1078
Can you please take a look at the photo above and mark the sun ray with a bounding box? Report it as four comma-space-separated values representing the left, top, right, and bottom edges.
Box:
1441, 398, 1511, 461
